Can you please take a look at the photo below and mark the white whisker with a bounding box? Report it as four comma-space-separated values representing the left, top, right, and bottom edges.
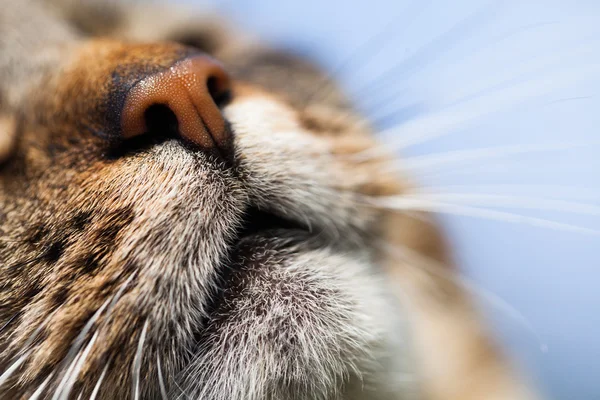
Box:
172, 376, 191, 400
28, 372, 54, 400
413, 159, 597, 182
353, 2, 497, 98
0, 349, 33, 389
157, 354, 169, 400
57, 331, 99, 400
361, 49, 600, 153
99, 272, 137, 328
21, 310, 60, 351
401, 193, 600, 215
67, 297, 111, 359
132, 320, 149, 400
0, 313, 18, 334
108, 272, 137, 310
413, 184, 600, 201
378, 241, 547, 352
0, 309, 60, 389
390, 142, 600, 172
88, 363, 109, 400
369, 196, 600, 234
430, 35, 600, 110
52, 351, 83, 400
50, 298, 110, 400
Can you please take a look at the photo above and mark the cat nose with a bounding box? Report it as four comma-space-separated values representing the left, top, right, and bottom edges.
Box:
120, 54, 232, 153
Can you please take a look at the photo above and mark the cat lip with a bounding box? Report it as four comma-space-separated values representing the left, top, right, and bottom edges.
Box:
234, 206, 311, 241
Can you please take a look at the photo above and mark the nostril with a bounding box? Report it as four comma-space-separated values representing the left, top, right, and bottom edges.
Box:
106, 104, 179, 158
207, 75, 231, 109
144, 104, 179, 138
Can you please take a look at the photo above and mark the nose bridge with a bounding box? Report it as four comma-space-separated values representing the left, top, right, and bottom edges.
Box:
121, 54, 232, 152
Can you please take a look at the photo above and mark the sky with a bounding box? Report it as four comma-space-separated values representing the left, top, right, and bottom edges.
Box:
187, 1, 600, 398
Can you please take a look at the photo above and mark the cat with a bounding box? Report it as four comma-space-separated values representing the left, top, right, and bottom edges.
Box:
0, 1, 536, 399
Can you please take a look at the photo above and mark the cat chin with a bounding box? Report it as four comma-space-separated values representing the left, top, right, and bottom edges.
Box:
179, 237, 411, 400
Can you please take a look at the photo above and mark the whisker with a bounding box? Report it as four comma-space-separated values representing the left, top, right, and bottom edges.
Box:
361, 87, 409, 117
56, 331, 99, 400
60, 297, 111, 370
131, 320, 149, 400
0, 308, 60, 385
412, 159, 598, 182
52, 350, 84, 400
88, 363, 109, 400
432, 36, 600, 111
47, 295, 111, 400
352, 2, 497, 97
105, 272, 138, 320
305, 0, 428, 105
348, 139, 599, 167
15, 311, 59, 356
172, 376, 191, 400
361, 20, 559, 116
546, 95, 593, 105
28, 372, 54, 400
400, 193, 600, 215
368, 196, 600, 234
0, 349, 33, 388
42, 273, 135, 399
0, 313, 19, 334
337, 0, 427, 78
413, 184, 600, 201
387, 142, 600, 172
378, 241, 547, 352
370, 103, 425, 130
157, 354, 169, 400
367, 55, 600, 152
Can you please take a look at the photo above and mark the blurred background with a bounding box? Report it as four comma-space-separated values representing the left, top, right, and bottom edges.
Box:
187, 1, 600, 398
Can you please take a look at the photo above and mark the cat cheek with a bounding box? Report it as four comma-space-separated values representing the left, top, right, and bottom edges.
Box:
0, 113, 18, 164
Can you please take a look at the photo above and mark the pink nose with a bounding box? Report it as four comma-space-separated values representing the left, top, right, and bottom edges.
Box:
121, 55, 232, 152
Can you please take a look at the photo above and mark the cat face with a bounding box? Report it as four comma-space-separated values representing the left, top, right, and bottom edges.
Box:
0, 4, 419, 399
0, 2, 531, 400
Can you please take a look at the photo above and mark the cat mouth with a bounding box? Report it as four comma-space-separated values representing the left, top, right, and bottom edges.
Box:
234, 206, 312, 243
202, 204, 317, 301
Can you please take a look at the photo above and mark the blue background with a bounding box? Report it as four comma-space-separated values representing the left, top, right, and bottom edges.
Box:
190, 1, 600, 398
